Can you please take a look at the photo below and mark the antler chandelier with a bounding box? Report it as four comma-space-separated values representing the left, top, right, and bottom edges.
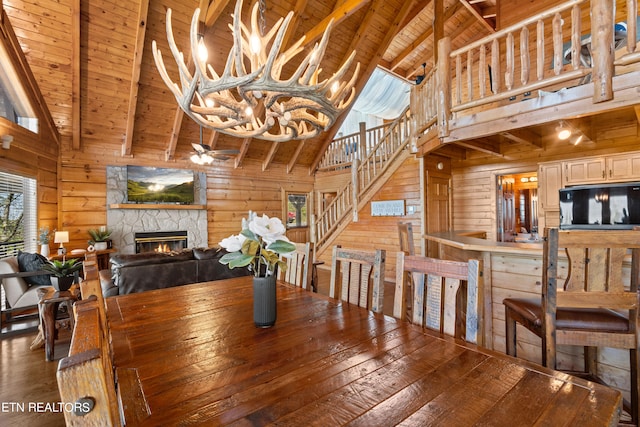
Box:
152, 0, 360, 142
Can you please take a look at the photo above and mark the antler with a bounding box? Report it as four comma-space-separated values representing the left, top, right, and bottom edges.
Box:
152, 0, 359, 142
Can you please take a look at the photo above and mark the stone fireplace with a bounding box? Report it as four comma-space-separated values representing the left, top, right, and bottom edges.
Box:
134, 231, 188, 253
106, 166, 208, 254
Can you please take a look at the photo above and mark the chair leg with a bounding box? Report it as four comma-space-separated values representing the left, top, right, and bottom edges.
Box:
584, 346, 597, 377
505, 307, 517, 357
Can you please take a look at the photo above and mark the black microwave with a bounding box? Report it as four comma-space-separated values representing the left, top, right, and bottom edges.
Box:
559, 182, 640, 229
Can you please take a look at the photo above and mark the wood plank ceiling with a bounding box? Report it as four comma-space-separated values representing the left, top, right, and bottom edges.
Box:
4, 0, 498, 172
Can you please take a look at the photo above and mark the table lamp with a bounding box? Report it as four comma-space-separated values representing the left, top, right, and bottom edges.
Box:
54, 231, 69, 258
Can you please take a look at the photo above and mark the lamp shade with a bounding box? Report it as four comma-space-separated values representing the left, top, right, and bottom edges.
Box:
54, 231, 69, 244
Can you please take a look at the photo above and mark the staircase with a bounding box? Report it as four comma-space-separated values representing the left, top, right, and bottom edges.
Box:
314, 108, 413, 256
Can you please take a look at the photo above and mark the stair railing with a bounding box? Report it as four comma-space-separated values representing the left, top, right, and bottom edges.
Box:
314, 107, 412, 251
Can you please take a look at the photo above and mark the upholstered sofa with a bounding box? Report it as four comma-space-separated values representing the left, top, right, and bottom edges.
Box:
100, 247, 250, 296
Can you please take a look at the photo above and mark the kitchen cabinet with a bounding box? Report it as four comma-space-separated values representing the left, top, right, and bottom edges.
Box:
564, 158, 606, 184
564, 152, 640, 185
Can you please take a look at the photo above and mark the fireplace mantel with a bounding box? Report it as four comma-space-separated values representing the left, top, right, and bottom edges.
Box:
109, 204, 206, 210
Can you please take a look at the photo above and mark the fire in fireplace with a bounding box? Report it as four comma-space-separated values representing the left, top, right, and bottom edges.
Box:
134, 231, 188, 254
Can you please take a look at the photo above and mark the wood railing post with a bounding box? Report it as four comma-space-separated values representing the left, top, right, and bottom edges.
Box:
352, 157, 359, 223
591, 0, 614, 102
358, 122, 367, 160
437, 37, 451, 138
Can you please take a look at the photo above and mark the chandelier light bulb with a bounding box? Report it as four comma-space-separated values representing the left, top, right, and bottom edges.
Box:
245, 106, 253, 117
330, 81, 340, 95
205, 97, 215, 108
197, 39, 208, 62
249, 34, 261, 55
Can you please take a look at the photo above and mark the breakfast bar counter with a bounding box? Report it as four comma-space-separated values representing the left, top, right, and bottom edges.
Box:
424, 231, 545, 351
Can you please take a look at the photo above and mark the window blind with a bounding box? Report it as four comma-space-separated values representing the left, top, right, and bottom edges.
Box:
0, 171, 37, 256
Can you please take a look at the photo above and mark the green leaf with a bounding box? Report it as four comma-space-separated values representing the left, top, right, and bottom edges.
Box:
276, 259, 287, 272
268, 240, 296, 254
219, 251, 254, 268
242, 239, 260, 256
240, 228, 257, 241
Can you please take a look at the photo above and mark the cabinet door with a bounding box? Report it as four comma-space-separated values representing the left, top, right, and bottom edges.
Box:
564, 158, 606, 184
607, 154, 640, 182
538, 162, 562, 210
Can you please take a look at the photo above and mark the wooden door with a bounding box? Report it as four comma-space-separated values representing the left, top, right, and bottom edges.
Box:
426, 174, 451, 257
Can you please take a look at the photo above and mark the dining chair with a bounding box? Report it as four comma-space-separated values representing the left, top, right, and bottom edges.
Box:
393, 252, 480, 344
398, 221, 416, 320
278, 242, 313, 290
398, 221, 415, 256
329, 246, 386, 313
503, 227, 640, 424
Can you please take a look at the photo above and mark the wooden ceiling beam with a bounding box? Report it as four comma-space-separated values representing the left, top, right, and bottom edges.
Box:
458, 0, 496, 32
500, 128, 543, 148
304, 0, 372, 46
262, 142, 279, 171
453, 137, 503, 157
391, 2, 463, 76
310, 0, 420, 174
287, 141, 305, 174
235, 138, 251, 169
204, 0, 231, 27
122, 0, 150, 157
72, 0, 80, 150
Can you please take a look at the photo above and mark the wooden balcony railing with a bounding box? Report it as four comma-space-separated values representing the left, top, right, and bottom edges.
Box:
412, 0, 640, 139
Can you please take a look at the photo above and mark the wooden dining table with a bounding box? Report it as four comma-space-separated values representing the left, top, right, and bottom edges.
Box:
105, 276, 622, 426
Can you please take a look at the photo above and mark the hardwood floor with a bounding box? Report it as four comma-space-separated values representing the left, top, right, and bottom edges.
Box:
0, 329, 69, 426
0, 266, 394, 426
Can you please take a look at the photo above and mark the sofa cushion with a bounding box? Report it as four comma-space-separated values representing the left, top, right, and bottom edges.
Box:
193, 247, 224, 260
110, 250, 194, 268
17, 251, 51, 287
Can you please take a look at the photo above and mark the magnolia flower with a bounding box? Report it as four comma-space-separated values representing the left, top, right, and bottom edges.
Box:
248, 214, 287, 244
219, 234, 246, 252
219, 212, 296, 277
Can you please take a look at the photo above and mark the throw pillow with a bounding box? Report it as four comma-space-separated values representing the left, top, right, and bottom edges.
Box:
17, 251, 52, 287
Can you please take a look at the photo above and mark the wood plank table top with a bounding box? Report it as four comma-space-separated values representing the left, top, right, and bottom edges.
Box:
105, 277, 622, 426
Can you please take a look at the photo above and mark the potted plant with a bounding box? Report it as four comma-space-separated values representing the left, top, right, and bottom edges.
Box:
38, 226, 54, 257
219, 211, 295, 327
42, 259, 83, 291
88, 228, 112, 251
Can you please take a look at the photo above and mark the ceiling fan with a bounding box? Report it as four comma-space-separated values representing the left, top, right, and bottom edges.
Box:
190, 126, 239, 164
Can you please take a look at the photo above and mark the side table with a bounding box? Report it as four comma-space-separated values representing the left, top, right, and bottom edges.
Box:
37, 286, 79, 361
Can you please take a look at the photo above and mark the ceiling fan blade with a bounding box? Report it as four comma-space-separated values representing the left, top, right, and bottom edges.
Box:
191, 142, 205, 153
209, 149, 240, 155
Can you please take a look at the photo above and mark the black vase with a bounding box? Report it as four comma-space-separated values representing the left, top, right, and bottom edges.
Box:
51, 275, 74, 292
253, 275, 277, 327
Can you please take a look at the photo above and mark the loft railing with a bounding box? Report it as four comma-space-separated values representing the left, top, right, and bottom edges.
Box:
314, 109, 412, 251
317, 108, 410, 171
411, 0, 640, 138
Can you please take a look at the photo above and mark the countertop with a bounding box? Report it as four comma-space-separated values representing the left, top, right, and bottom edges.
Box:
424, 231, 543, 255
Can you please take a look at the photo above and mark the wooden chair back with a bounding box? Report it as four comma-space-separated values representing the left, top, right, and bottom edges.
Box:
57, 296, 121, 426
398, 221, 415, 255
543, 227, 640, 367
330, 246, 386, 313
393, 252, 481, 344
83, 251, 99, 281
277, 242, 313, 290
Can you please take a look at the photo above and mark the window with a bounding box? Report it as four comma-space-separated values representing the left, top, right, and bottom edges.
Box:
286, 193, 308, 228
0, 171, 37, 257
0, 41, 38, 133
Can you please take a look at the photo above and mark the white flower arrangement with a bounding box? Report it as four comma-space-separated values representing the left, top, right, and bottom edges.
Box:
219, 211, 296, 277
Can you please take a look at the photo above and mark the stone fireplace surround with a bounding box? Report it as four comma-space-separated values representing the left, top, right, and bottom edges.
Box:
106, 166, 208, 254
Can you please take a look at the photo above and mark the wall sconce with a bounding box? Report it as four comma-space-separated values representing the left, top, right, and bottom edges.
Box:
1, 135, 13, 150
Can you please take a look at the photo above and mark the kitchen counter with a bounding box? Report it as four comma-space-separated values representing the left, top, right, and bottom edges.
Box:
424, 231, 543, 255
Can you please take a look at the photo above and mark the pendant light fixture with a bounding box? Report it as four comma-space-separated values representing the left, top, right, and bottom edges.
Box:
153, 0, 360, 142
